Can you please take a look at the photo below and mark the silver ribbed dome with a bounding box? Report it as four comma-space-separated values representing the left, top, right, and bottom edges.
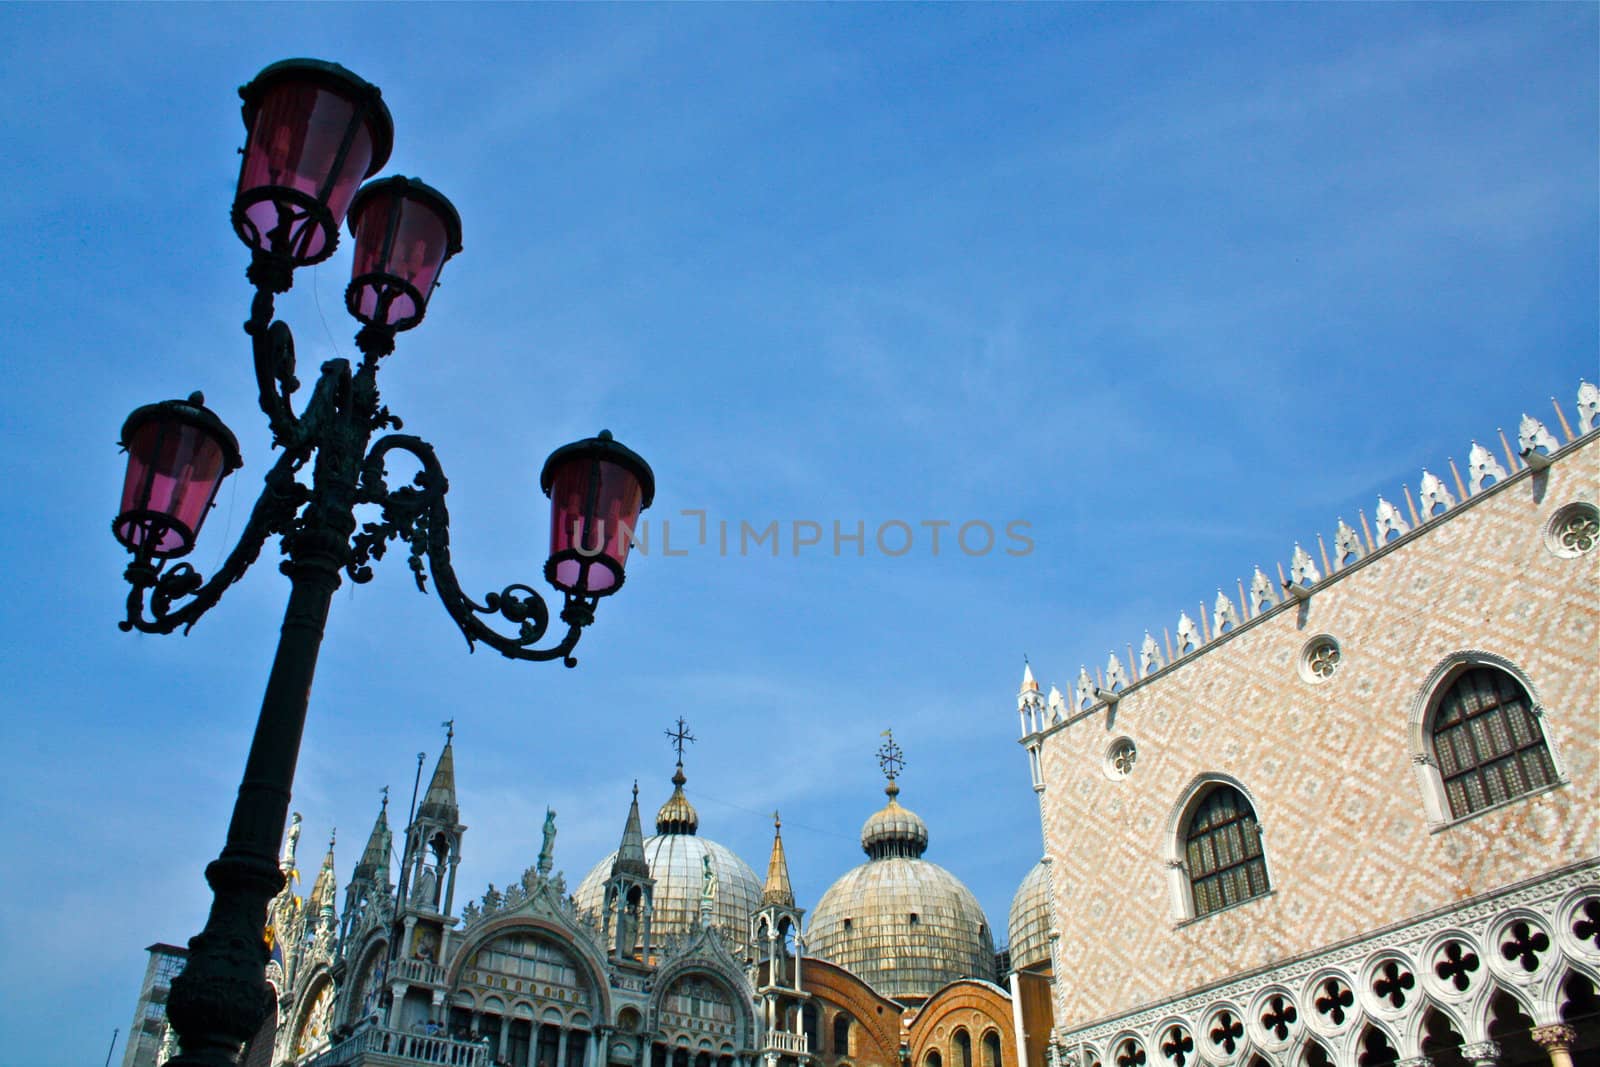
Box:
574, 771, 762, 957
1007, 860, 1053, 973
808, 781, 993, 1001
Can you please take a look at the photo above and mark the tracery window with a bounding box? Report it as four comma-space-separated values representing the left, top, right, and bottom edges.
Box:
294, 982, 334, 1058
1430, 666, 1556, 818
1183, 785, 1269, 917
463, 931, 592, 1005
662, 976, 737, 1040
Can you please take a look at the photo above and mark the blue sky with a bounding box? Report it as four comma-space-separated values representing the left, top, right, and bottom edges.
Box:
0, 5, 1594, 1064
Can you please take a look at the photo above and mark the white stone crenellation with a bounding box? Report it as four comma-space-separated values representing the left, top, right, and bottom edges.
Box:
1023, 381, 1599, 730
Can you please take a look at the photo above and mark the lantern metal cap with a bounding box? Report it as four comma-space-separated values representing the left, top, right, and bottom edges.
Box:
540, 430, 655, 509
347, 175, 464, 257
238, 58, 394, 178
119, 391, 243, 473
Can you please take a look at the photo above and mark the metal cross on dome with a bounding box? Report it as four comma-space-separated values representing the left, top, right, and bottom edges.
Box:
666, 716, 696, 764
877, 729, 905, 782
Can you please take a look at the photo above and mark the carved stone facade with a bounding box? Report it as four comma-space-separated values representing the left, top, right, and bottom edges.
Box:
1018, 384, 1600, 1067
138, 735, 1050, 1067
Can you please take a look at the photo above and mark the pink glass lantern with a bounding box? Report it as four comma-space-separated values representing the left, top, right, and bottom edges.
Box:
114, 393, 243, 559
540, 431, 655, 597
233, 59, 394, 267
345, 177, 463, 332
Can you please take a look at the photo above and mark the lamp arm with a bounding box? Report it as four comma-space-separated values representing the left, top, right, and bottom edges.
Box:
120, 447, 309, 635
353, 434, 592, 666
244, 275, 306, 448
251, 319, 303, 448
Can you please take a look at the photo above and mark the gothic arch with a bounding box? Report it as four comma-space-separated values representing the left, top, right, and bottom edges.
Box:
446, 913, 613, 1022
1289, 1033, 1334, 1067
1398, 995, 1468, 1060
1406, 651, 1563, 825
1473, 981, 1537, 1043
1163, 773, 1274, 922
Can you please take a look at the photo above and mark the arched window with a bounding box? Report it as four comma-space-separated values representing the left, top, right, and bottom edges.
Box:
954, 1029, 972, 1067
833, 1014, 853, 1056
1430, 666, 1556, 818
982, 1029, 1002, 1067
1183, 784, 1268, 917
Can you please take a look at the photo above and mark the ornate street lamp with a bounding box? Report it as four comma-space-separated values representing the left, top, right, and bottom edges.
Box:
112, 59, 655, 1067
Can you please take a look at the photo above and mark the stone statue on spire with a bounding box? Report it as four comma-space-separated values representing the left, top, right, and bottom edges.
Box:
538, 808, 558, 876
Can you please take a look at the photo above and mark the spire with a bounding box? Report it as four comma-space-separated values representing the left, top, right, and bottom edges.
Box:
612, 781, 650, 878
762, 812, 794, 907
416, 724, 458, 823
353, 789, 391, 884
1020, 657, 1040, 694
311, 830, 338, 918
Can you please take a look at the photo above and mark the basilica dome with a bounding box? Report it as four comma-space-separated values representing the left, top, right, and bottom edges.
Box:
574, 765, 762, 957
1007, 859, 1052, 972
807, 778, 994, 1002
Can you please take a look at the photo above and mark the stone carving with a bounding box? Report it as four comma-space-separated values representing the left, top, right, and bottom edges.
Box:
1497, 918, 1550, 972
1531, 1024, 1578, 1052
1418, 469, 1455, 516
1289, 544, 1320, 587
284, 812, 303, 868
1047, 685, 1067, 724
538, 808, 557, 876
1140, 633, 1163, 675
1213, 590, 1239, 634
1105, 654, 1130, 692
1467, 441, 1507, 493
1107, 739, 1137, 779
702, 854, 719, 904
1518, 413, 1559, 457
1249, 568, 1277, 614
1043, 684, 1068, 726
1076, 667, 1095, 711
1057, 865, 1600, 1061
1375, 497, 1410, 542
1175, 613, 1200, 655
1333, 520, 1364, 567
1579, 380, 1599, 433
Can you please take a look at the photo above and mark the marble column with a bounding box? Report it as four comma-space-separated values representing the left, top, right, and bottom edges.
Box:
558, 1026, 571, 1067
1531, 1024, 1578, 1067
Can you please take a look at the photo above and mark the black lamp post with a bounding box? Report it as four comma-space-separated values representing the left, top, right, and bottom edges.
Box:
111, 59, 655, 1066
